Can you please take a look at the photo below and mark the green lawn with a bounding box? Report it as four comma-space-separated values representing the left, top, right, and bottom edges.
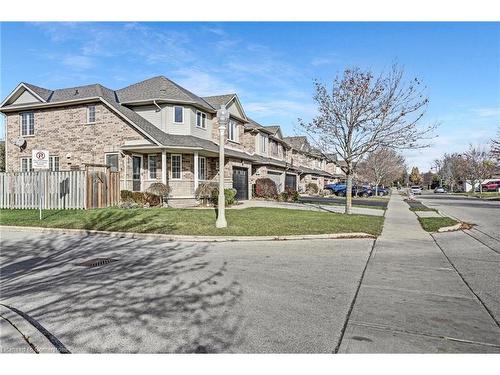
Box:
0, 207, 384, 236
418, 217, 459, 232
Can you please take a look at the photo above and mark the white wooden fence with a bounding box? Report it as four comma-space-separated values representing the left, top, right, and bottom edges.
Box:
0, 171, 86, 209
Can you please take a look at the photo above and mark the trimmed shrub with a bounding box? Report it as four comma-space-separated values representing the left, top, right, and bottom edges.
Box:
211, 187, 237, 206
305, 182, 319, 195
120, 190, 134, 202
195, 181, 218, 206
131, 192, 146, 205
144, 192, 161, 207
146, 182, 170, 198
255, 178, 278, 198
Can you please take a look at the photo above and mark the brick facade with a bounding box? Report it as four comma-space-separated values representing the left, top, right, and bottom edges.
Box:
5, 102, 150, 173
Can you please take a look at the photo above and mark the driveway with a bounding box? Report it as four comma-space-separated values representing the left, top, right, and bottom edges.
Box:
0, 229, 373, 353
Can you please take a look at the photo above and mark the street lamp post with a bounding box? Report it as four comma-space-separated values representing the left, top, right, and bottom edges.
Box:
216, 104, 228, 228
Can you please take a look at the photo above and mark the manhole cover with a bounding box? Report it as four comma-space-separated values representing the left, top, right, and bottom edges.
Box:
77, 258, 118, 268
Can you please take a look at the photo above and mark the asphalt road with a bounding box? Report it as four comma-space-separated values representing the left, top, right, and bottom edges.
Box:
418, 192, 500, 325
0, 230, 374, 353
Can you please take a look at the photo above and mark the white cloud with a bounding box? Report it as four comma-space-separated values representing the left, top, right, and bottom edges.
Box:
471, 107, 500, 118
172, 68, 240, 97
310, 54, 341, 67
61, 55, 95, 70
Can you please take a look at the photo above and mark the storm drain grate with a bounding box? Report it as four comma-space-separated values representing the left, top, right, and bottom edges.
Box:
77, 258, 118, 268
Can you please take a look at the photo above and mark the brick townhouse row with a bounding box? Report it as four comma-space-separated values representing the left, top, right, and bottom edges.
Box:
0, 76, 346, 205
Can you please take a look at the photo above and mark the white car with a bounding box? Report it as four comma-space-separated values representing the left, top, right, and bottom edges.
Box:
410, 186, 422, 195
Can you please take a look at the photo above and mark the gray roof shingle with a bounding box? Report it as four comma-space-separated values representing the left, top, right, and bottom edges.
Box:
201, 94, 235, 110
116, 76, 214, 111
22, 82, 53, 101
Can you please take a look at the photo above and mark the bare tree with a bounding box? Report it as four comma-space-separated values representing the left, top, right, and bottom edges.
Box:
491, 126, 500, 160
299, 65, 435, 213
356, 148, 405, 195
434, 153, 468, 192
464, 145, 496, 196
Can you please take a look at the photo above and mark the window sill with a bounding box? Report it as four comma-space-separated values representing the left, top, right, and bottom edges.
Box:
228, 140, 240, 145
21, 134, 35, 138
86, 122, 96, 125
195, 126, 207, 130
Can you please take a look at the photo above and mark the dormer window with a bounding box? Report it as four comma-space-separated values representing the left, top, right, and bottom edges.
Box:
228, 120, 238, 142
260, 134, 268, 154
174, 106, 184, 124
87, 105, 96, 124
196, 111, 207, 129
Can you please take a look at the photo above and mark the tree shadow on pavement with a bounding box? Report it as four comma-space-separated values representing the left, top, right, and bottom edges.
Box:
0, 233, 243, 353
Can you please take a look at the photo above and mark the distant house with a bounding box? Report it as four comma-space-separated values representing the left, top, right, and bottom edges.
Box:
0, 76, 345, 205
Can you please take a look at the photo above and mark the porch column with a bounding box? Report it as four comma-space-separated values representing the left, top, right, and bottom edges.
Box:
161, 150, 167, 184
194, 152, 199, 190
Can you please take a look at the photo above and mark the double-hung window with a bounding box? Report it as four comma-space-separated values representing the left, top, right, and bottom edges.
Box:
49, 156, 60, 171
21, 157, 33, 172
171, 154, 182, 179
198, 157, 206, 180
87, 105, 96, 124
196, 111, 207, 129
148, 154, 158, 179
21, 112, 35, 136
228, 121, 238, 142
173, 106, 184, 124
105, 153, 119, 172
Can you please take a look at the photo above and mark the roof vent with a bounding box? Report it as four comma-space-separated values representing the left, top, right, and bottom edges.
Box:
75, 89, 79, 95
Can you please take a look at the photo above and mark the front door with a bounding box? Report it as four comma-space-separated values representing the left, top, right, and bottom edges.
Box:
132, 155, 142, 191
232, 167, 248, 200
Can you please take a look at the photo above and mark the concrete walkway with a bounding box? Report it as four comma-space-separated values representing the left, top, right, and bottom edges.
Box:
338, 193, 500, 353
229, 199, 384, 216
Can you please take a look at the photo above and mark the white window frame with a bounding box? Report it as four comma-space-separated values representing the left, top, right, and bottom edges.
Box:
260, 134, 268, 154
173, 106, 184, 124
105, 152, 120, 172
20, 112, 35, 137
228, 120, 238, 142
171, 154, 182, 180
87, 105, 96, 124
148, 154, 158, 180
49, 155, 60, 172
196, 111, 207, 129
21, 157, 33, 172
198, 156, 206, 180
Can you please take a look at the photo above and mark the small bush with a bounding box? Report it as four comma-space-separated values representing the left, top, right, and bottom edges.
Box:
120, 190, 134, 201
255, 178, 278, 198
144, 192, 161, 207
211, 187, 237, 206
277, 187, 300, 202
146, 182, 170, 198
131, 192, 146, 205
196, 182, 218, 199
305, 182, 319, 195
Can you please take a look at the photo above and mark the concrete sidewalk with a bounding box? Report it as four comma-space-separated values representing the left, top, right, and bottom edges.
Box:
338, 193, 500, 353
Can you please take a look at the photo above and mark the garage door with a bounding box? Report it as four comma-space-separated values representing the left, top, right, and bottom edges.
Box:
285, 174, 297, 190
232, 167, 248, 200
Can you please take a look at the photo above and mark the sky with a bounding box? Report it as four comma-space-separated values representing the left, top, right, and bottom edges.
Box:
0, 22, 499, 171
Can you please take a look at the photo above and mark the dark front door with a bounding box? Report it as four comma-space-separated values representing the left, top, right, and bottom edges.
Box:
232, 167, 248, 200
132, 156, 142, 191
285, 174, 297, 190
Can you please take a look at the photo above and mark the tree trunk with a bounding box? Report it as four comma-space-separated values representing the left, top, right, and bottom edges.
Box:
345, 173, 353, 215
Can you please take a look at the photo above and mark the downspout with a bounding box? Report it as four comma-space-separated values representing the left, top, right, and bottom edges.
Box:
153, 100, 161, 112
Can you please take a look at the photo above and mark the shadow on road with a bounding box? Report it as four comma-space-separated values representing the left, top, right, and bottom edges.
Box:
0, 233, 243, 353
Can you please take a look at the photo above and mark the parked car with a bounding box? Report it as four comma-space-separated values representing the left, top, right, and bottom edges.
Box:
410, 186, 422, 195
434, 187, 447, 194
324, 183, 346, 194
336, 185, 373, 197
374, 186, 390, 196
482, 180, 500, 192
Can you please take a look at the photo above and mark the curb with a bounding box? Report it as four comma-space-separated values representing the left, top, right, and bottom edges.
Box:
437, 223, 462, 233
0, 304, 60, 354
0, 225, 375, 242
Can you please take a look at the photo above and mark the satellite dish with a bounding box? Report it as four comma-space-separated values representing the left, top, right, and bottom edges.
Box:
13, 138, 27, 149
